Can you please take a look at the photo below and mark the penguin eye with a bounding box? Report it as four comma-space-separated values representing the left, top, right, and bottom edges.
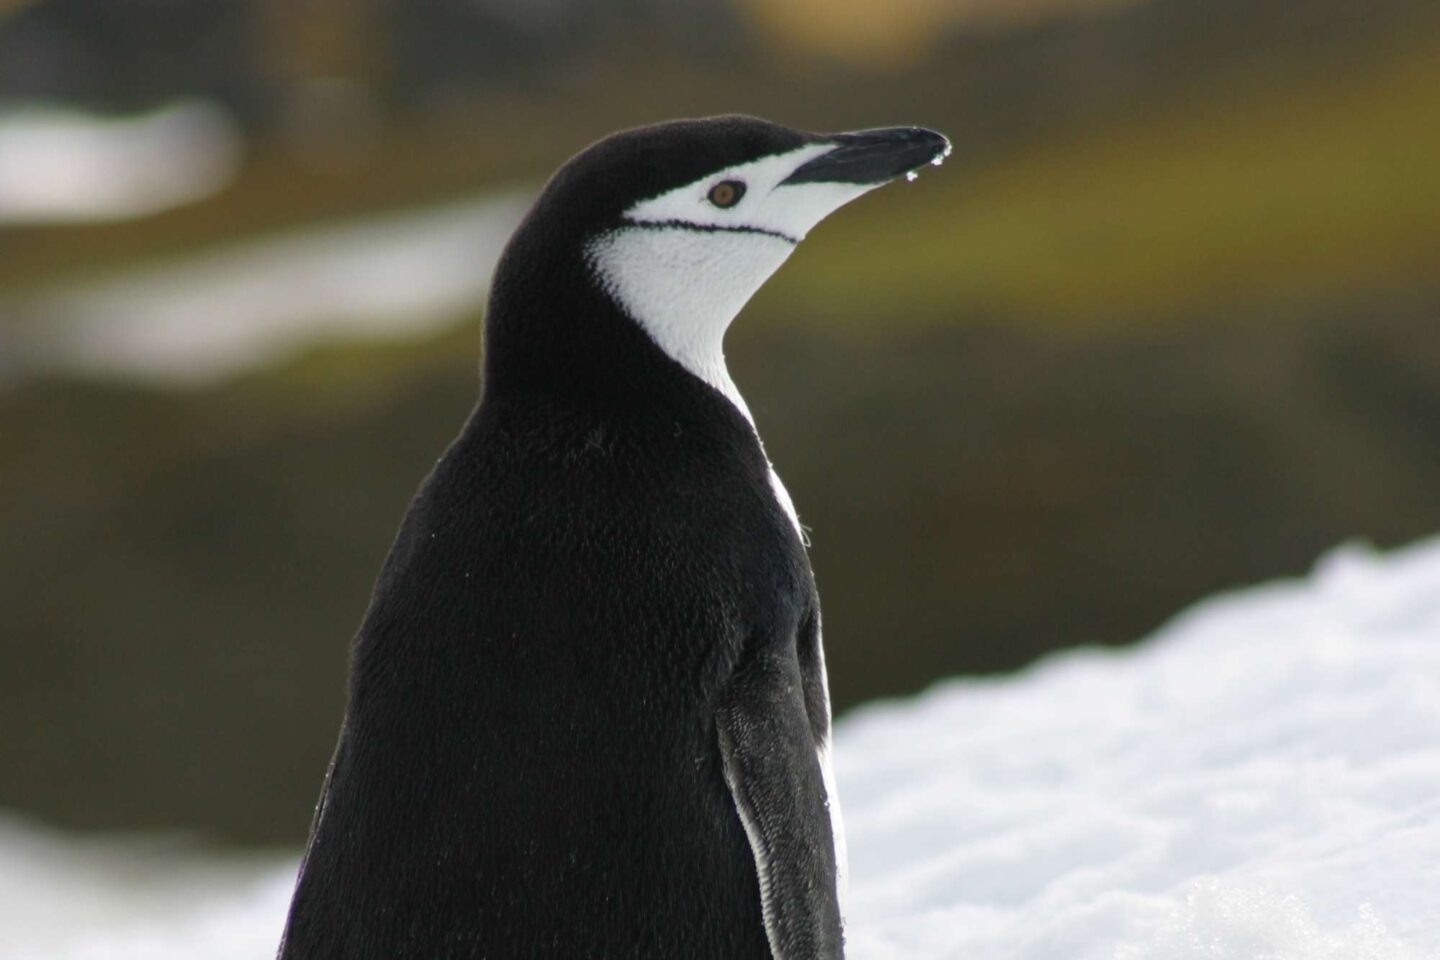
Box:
707, 180, 745, 208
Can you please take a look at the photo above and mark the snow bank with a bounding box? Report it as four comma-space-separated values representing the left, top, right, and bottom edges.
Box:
0, 816, 292, 960
0, 102, 240, 225
5, 538, 1439, 959
839, 539, 1440, 959
13, 192, 531, 385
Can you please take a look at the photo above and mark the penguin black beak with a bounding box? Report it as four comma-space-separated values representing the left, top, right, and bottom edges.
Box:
780, 126, 952, 186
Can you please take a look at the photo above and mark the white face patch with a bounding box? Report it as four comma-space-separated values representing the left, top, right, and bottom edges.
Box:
584, 143, 878, 417
585, 142, 881, 538
586, 226, 788, 424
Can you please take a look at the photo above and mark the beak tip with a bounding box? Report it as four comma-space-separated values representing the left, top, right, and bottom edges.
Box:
782, 125, 953, 187
910, 127, 952, 168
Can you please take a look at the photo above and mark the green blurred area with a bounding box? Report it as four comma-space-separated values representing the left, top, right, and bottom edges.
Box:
776, 32, 1440, 326
2, 0, 1439, 843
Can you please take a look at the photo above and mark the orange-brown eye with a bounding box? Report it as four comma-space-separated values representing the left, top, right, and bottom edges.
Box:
707, 180, 745, 208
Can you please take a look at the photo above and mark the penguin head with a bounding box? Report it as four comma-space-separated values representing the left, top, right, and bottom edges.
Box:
487, 115, 949, 417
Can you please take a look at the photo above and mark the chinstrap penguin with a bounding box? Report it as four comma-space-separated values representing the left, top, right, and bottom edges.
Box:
277, 115, 949, 960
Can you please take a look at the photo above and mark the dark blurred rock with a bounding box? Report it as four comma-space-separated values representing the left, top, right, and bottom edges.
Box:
0, 0, 749, 128
741, 294, 1440, 706
2, 0, 1432, 146
0, 0, 268, 121
381, 0, 747, 111
924, 0, 1436, 155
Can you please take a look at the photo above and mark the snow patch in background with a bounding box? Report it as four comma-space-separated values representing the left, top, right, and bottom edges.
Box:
4, 538, 1439, 959
839, 538, 1440, 959
13, 192, 532, 386
0, 102, 241, 225
0, 816, 292, 960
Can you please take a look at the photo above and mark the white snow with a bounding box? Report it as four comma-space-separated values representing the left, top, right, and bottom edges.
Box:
0, 816, 293, 960
9, 192, 532, 385
0, 102, 241, 225
4, 537, 1439, 959
838, 538, 1440, 959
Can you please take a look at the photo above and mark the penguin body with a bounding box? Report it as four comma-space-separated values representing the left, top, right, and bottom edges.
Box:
278, 116, 948, 960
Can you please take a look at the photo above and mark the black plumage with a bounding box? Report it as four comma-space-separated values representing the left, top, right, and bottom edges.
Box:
279, 115, 946, 960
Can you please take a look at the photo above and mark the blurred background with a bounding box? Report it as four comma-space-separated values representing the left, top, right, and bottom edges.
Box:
1, 0, 1437, 848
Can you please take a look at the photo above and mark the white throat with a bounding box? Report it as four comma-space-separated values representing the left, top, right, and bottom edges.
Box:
585, 225, 794, 425
583, 143, 875, 423
587, 223, 807, 540
582, 143, 879, 541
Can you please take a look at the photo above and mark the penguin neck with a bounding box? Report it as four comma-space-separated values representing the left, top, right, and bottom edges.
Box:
481, 244, 752, 433
626, 312, 756, 430
480, 229, 806, 542
582, 256, 808, 545
583, 224, 798, 430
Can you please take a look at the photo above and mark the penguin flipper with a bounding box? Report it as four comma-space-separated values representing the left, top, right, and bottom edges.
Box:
717, 639, 845, 960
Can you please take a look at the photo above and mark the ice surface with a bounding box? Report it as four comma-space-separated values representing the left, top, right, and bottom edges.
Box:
0, 102, 240, 225
4, 538, 1439, 959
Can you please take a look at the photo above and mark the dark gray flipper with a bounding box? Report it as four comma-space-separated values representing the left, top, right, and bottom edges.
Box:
717, 636, 845, 960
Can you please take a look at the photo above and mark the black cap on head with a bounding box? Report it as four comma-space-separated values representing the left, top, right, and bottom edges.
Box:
531, 115, 817, 229
485, 115, 949, 406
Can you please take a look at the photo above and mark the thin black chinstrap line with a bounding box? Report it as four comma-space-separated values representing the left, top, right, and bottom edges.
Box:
624, 218, 800, 245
